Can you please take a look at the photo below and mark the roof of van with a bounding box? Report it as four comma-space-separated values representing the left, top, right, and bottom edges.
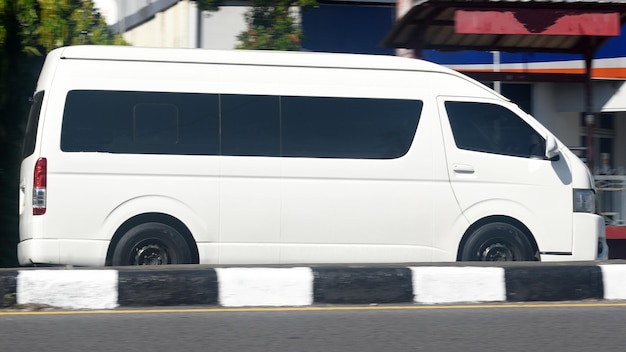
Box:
55, 45, 459, 74
51, 45, 507, 101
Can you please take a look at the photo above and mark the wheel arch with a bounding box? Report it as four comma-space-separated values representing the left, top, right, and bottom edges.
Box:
456, 215, 540, 261
105, 212, 200, 265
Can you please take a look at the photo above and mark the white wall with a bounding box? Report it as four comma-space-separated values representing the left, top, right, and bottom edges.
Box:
122, 1, 196, 48
201, 6, 248, 49
533, 81, 626, 172
97, 0, 293, 50
533, 82, 582, 148
615, 112, 626, 172
553, 80, 626, 113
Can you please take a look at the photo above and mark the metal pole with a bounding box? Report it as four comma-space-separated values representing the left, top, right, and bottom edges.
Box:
396, 0, 414, 58
492, 51, 501, 94
584, 52, 595, 172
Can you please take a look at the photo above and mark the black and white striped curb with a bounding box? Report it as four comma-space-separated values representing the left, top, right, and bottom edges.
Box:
1, 264, 625, 310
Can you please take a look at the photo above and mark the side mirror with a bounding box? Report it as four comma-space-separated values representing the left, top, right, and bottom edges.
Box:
545, 134, 560, 160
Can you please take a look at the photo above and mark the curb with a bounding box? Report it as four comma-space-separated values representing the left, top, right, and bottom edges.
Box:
1, 263, 625, 310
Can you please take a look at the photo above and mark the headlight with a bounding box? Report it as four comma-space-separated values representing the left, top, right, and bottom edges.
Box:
574, 189, 596, 213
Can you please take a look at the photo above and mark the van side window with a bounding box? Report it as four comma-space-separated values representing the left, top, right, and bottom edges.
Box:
445, 101, 545, 158
61, 90, 422, 159
23, 91, 45, 159
61, 91, 219, 155
134, 104, 179, 146
221, 94, 280, 157
282, 96, 422, 159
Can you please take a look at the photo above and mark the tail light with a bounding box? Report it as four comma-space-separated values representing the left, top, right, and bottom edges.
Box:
33, 157, 47, 215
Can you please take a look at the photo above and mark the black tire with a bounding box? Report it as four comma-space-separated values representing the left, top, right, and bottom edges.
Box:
460, 222, 535, 261
112, 222, 193, 266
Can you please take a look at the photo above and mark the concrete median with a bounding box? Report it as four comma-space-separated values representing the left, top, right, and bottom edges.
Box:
1, 262, 625, 310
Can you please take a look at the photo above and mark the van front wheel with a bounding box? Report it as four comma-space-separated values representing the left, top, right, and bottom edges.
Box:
460, 222, 534, 261
112, 222, 192, 266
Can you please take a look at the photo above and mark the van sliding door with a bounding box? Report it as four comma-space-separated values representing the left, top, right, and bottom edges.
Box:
279, 96, 439, 263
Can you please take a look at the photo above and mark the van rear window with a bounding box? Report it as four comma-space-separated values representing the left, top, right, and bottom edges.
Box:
22, 91, 45, 159
61, 90, 422, 159
61, 90, 219, 155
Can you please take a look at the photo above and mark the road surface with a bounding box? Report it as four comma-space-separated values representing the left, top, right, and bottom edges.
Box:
1, 302, 624, 352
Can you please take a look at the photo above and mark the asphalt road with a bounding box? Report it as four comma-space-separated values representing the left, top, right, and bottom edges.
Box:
1, 303, 625, 352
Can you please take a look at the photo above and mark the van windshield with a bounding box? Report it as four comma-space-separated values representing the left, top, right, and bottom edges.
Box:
22, 91, 45, 159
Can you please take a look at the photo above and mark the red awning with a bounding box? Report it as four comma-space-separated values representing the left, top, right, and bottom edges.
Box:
455, 9, 619, 36
381, 0, 626, 55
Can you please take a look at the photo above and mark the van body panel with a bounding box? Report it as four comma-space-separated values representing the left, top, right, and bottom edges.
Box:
437, 96, 576, 255
58, 239, 110, 266
42, 151, 220, 238
280, 163, 434, 262
18, 46, 605, 266
220, 156, 282, 262
541, 213, 605, 261
17, 239, 60, 265
19, 54, 58, 245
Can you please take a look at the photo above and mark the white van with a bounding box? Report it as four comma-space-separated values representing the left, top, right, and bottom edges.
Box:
18, 45, 607, 266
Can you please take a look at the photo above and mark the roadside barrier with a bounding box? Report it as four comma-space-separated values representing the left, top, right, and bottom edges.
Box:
1, 263, 625, 310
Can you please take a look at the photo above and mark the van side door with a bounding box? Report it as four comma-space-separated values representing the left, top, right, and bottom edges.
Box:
218, 94, 282, 264
279, 95, 446, 263
438, 97, 573, 256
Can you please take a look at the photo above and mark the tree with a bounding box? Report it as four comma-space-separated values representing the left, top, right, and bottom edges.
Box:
0, 0, 125, 267
195, 0, 222, 12
236, 0, 317, 50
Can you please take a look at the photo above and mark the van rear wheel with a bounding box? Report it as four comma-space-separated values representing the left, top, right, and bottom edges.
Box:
112, 222, 192, 266
460, 222, 534, 261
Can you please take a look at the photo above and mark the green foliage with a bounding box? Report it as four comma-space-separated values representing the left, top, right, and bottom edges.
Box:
195, 0, 223, 12
0, 0, 125, 267
17, 0, 125, 55
0, 1, 5, 44
67, 0, 125, 46
3, 292, 16, 307
237, 0, 317, 50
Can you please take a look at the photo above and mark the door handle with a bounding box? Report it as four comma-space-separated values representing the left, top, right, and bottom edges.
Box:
453, 164, 475, 174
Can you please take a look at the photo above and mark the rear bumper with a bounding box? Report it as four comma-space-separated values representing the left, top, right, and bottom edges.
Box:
18, 239, 60, 265
18, 238, 109, 266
